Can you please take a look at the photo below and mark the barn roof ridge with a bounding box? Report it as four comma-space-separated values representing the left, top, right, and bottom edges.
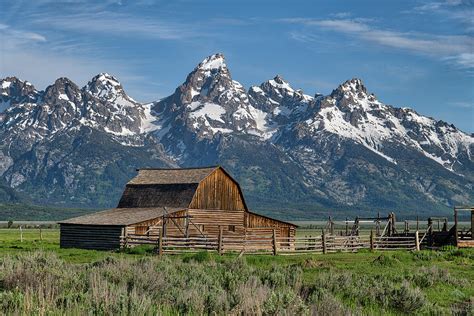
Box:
126, 166, 220, 186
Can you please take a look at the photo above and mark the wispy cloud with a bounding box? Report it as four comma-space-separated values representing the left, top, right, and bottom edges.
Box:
282, 18, 474, 70
29, 11, 196, 40
329, 12, 352, 19
0, 23, 47, 46
0, 22, 162, 101
449, 101, 474, 108
412, 0, 474, 31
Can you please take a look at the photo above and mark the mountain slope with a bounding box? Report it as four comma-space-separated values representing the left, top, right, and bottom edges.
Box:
0, 75, 174, 207
0, 54, 472, 218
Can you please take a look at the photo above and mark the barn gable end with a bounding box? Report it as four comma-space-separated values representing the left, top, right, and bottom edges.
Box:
189, 167, 247, 211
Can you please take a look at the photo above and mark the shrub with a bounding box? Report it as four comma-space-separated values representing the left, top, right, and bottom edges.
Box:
309, 291, 350, 316
371, 254, 400, 266
263, 287, 307, 315
391, 281, 427, 314
413, 250, 442, 261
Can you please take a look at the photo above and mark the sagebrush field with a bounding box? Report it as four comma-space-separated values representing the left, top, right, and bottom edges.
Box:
0, 228, 473, 315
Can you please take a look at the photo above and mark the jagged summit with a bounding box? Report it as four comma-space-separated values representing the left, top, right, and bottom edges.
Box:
1, 77, 35, 93
249, 75, 313, 119
153, 52, 272, 144
268, 75, 292, 89
197, 53, 227, 71
84, 73, 132, 102
331, 78, 372, 99
43, 77, 80, 95
87, 73, 122, 89
0, 77, 38, 113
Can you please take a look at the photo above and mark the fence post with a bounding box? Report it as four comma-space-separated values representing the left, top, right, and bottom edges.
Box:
415, 230, 420, 251
19, 226, 23, 243
218, 226, 223, 255
158, 227, 164, 256
272, 229, 277, 255
322, 230, 327, 254
370, 229, 374, 251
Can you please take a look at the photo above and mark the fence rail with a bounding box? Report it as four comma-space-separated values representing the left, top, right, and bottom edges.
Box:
121, 230, 419, 255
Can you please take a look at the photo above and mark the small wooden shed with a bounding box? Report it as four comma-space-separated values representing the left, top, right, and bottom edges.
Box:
60, 166, 297, 250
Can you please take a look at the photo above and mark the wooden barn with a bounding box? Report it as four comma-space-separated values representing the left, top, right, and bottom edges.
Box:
59, 166, 297, 250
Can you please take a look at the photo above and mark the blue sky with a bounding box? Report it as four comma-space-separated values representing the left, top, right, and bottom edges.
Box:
1, 0, 473, 132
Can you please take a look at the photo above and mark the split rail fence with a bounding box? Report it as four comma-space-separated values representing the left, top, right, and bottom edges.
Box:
120, 230, 420, 255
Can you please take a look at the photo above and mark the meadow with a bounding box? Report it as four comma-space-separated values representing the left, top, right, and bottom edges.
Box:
0, 228, 473, 315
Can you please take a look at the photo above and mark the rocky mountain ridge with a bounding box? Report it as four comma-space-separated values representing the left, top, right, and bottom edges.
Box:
0, 53, 472, 218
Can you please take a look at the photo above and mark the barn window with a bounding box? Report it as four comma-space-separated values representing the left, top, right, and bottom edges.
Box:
135, 226, 148, 235
228, 225, 235, 232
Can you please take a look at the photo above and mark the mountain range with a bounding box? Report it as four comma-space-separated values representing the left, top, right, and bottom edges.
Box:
0, 53, 472, 219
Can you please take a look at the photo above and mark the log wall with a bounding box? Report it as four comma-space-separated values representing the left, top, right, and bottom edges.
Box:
60, 224, 123, 250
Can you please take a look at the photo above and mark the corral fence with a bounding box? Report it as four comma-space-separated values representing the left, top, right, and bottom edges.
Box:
120, 230, 420, 255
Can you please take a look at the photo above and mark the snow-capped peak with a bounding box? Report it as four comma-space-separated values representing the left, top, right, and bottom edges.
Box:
268, 75, 293, 91
249, 75, 314, 120
1, 77, 37, 97
332, 78, 373, 100
84, 73, 132, 102
198, 53, 227, 71
91, 73, 121, 87
260, 75, 313, 102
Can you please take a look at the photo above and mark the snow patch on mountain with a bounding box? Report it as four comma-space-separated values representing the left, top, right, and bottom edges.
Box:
140, 103, 160, 133
1, 81, 12, 89
200, 54, 226, 71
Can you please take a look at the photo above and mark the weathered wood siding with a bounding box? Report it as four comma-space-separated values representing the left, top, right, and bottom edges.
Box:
245, 212, 296, 239
187, 209, 245, 237
60, 224, 123, 250
189, 168, 246, 211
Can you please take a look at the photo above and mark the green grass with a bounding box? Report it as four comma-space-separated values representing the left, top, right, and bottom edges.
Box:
0, 228, 129, 263
0, 228, 473, 315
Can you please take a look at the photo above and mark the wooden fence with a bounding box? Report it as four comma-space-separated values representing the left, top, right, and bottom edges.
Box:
120, 230, 420, 255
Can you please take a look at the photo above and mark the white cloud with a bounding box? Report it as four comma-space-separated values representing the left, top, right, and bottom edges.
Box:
283, 18, 474, 69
